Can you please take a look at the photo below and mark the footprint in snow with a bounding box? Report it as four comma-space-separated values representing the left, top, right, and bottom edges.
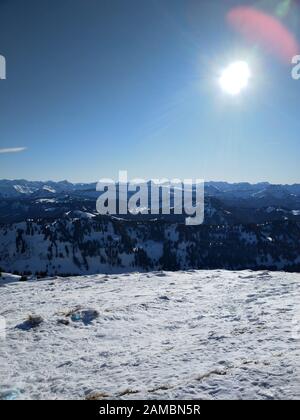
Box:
158, 295, 170, 301
16, 315, 44, 331
0, 389, 22, 400
71, 309, 99, 325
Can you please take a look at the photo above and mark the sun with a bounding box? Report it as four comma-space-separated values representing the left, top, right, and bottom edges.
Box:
219, 61, 251, 96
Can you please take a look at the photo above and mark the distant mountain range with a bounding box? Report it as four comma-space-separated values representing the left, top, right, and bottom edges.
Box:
1, 178, 300, 203
1, 179, 300, 224
0, 179, 98, 199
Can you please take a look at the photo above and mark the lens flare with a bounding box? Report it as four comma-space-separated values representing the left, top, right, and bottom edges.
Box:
227, 6, 299, 63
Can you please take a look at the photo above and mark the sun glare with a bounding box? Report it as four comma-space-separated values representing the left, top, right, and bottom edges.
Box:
219, 61, 251, 96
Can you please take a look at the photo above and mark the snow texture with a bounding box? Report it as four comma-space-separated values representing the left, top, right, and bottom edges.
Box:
0, 270, 299, 400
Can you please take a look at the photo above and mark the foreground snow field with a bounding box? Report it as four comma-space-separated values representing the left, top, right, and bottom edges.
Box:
0, 270, 299, 400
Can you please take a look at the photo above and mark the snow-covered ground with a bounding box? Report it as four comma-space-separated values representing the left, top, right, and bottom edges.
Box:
0, 270, 299, 400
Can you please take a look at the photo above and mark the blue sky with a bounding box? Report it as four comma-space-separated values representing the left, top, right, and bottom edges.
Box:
0, 0, 300, 183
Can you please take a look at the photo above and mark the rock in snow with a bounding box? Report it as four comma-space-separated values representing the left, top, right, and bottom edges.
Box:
0, 270, 299, 400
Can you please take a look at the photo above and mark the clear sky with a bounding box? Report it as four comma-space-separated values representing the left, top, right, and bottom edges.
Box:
0, 0, 300, 184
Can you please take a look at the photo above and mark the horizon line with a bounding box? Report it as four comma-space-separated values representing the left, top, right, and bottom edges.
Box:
1, 178, 300, 187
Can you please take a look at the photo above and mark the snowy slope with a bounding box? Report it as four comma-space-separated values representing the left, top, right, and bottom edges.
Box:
2, 218, 300, 275
0, 270, 299, 400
